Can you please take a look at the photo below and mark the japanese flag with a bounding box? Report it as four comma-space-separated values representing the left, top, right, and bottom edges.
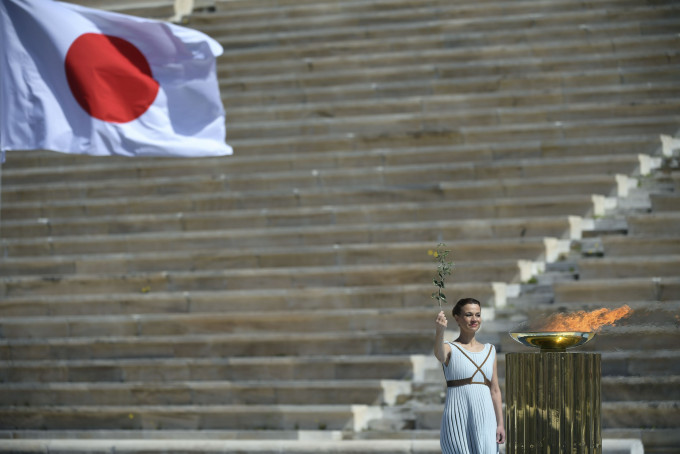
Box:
0, 0, 233, 160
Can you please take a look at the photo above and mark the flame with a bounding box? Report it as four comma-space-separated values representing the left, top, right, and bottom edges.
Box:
540, 305, 633, 332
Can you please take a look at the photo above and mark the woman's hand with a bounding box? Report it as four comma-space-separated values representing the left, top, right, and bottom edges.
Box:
435, 311, 448, 330
496, 425, 506, 444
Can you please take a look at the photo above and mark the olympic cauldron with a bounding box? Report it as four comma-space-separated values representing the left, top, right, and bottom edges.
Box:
505, 331, 601, 454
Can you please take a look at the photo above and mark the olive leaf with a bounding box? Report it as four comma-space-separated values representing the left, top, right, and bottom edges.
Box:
429, 243, 454, 309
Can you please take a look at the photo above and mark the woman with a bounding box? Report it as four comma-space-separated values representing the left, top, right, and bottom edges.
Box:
434, 297, 505, 453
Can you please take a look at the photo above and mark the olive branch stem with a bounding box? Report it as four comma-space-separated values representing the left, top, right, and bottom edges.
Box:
429, 243, 454, 309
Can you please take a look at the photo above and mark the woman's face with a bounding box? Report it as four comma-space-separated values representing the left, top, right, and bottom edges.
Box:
455, 303, 481, 332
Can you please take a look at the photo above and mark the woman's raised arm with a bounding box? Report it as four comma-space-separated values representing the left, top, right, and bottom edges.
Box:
434, 311, 451, 365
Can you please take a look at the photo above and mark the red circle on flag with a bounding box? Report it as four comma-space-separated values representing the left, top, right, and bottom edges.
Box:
65, 33, 159, 123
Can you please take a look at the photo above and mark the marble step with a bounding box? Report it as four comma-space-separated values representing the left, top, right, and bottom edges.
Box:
627, 212, 680, 236
0, 238, 555, 275
219, 83, 680, 124
0, 439, 442, 454
0, 404, 381, 431
553, 277, 680, 303
4, 349, 680, 385
211, 14, 677, 53
0, 355, 420, 383
80, 101, 680, 144
3, 375, 677, 407
0, 437, 662, 454
0, 380, 412, 407
0, 330, 472, 361
600, 236, 680, 257
0, 260, 532, 297
0, 282, 500, 318
1, 327, 675, 363
218, 49, 679, 94
0, 215, 581, 257
0, 437, 661, 454
211, 0, 666, 11
651, 193, 680, 212
0, 429, 343, 440
218, 65, 680, 110
0, 166, 643, 216
214, 116, 680, 157
0, 133, 659, 172
0, 308, 510, 340
0, 179, 607, 221
578, 255, 680, 279
600, 376, 680, 401
207, 0, 649, 22
214, 34, 680, 81
192, 0, 677, 34
1, 151, 648, 190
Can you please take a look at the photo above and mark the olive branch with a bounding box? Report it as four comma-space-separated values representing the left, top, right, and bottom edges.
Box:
429, 243, 454, 309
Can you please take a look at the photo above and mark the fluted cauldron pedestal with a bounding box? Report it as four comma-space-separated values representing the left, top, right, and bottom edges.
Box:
505, 352, 602, 454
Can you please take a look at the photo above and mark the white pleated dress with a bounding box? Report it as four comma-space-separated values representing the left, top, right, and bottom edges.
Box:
440, 341, 498, 454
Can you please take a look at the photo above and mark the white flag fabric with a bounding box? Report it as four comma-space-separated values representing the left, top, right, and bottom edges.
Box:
0, 0, 233, 160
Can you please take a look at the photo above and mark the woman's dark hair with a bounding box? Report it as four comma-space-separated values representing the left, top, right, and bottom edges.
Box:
452, 297, 481, 316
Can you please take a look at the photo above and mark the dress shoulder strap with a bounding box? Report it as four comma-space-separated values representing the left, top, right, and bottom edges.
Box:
448, 343, 493, 388
450, 342, 492, 368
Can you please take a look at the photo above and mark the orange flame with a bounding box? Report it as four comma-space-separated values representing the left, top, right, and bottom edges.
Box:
540, 305, 633, 332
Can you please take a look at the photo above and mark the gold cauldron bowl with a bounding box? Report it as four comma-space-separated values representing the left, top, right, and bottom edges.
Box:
509, 331, 596, 352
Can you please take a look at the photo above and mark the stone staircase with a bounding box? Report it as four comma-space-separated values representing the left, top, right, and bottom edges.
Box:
1, 0, 680, 452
